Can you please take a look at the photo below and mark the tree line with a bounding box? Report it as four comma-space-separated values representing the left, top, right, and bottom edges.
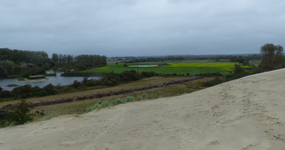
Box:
123, 54, 263, 63
51, 53, 106, 67
0, 48, 107, 78
0, 48, 53, 78
0, 48, 49, 64
51, 53, 107, 73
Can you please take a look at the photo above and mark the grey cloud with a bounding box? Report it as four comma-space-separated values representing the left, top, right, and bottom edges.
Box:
0, 0, 285, 57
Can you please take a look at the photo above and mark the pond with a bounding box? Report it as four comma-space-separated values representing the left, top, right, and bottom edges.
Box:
0, 73, 101, 91
129, 65, 159, 67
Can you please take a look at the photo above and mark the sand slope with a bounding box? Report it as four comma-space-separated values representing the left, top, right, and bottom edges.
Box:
1, 69, 285, 150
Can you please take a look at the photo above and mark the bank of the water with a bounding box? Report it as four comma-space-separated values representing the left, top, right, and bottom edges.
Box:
0, 73, 101, 91
129, 65, 159, 67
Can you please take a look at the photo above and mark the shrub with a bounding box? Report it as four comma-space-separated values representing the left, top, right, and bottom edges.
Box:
72, 80, 82, 88
86, 103, 102, 112
32, 86, 41, 93
74, 62, 86, 71
203, 78, 224, 87
121, 70, 141, 81
93, 103, 101, 109
141, 93, 147, 99
141, 71, 156, 77
86, 106, 94, 112
115, 98, 123, 105
21, 66, 45, 78
9, 100, 34, 125
43, 84, 57, 95
0, 90, 11, 98
35, 90, 48, 97
0, 86, 3, 93
0, 109, 12, 120
37, 114, 56, 121
125, 96, 134, 102
137, 95, 142, 100
234, 64, 245, 74
85, 79, 99, 86
101, 101, 112, 108
21, 94, 27, 99
12, 84, 33, 95
23, 121, 32, 125
107, 81, 115, 86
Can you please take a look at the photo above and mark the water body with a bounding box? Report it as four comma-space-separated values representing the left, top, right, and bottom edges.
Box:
129, 65, 159, 67
0, 73, 101, 91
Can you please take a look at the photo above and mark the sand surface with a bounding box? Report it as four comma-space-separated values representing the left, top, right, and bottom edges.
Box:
1, 69, 285, 150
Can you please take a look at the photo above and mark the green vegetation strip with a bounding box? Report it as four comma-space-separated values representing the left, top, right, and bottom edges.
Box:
5, 84, 19, 87
84, 62, 249, 75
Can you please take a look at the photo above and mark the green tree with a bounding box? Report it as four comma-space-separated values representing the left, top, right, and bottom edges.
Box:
259, 43, 285, 70
0, 60, 16, 77
10, 100, 34, 124
52, 53, 59, 64
52, 66, 58, 74
67, 55, 74, 65
74, 62, 86, 71
234, 64, 245, 74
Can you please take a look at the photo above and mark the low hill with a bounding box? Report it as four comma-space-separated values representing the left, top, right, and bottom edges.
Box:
1, 69, 285, 149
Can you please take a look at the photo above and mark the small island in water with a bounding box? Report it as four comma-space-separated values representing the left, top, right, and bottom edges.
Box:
5, 84, 19, 87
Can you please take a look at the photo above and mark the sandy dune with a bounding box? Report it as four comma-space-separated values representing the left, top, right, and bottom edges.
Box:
1, 69, 285, 150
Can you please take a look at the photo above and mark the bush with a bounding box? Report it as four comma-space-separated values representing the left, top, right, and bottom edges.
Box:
101, 101, 113, 108
86, 106, 94, 112
0, 90, 11, 98
37, 114, 56, 121
115, 98, 123, 105
74, 62, 86, 71
21, 66, 45, 78
234, 64, 245, 74
93, 103, 101, 109
107, 81, 115, 86
86, 103, 102, 112
72, 80, 82, 88
141, 71, 156, 77
32, 86, 41, 93
121, 70, 141, 81
0, 109, 12, 120
141, 93, 147, 99
43, 84, 57, 95
9, 100, 34, 125
125, 96, 134, 102
12, 84, 33, 95
203, 78, 224, 87
85, 79, 99, 86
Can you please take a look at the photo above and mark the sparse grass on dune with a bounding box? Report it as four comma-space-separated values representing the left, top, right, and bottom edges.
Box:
32, 83, 205, 120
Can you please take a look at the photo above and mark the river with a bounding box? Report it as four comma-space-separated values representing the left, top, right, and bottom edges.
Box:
0, 73, 101, 91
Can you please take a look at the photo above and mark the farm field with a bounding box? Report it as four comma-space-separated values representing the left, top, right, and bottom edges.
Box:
84, 62, 247, 75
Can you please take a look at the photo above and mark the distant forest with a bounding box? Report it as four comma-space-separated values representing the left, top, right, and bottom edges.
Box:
123, 54, 263, 66
0, 48, 107, 78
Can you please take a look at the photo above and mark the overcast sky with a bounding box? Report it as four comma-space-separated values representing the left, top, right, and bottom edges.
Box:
1, 0, 285, 57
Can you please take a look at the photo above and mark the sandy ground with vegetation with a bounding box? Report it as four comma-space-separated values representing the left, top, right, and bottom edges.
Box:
1, 69, 285, 149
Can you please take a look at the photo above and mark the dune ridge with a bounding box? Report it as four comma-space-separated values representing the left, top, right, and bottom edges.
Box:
1, 69, 285, 150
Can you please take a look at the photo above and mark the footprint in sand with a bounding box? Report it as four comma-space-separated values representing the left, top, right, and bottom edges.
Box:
207, 140, 219, 146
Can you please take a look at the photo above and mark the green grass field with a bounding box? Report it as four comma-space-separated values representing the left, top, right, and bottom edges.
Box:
84, 62, 248, 75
